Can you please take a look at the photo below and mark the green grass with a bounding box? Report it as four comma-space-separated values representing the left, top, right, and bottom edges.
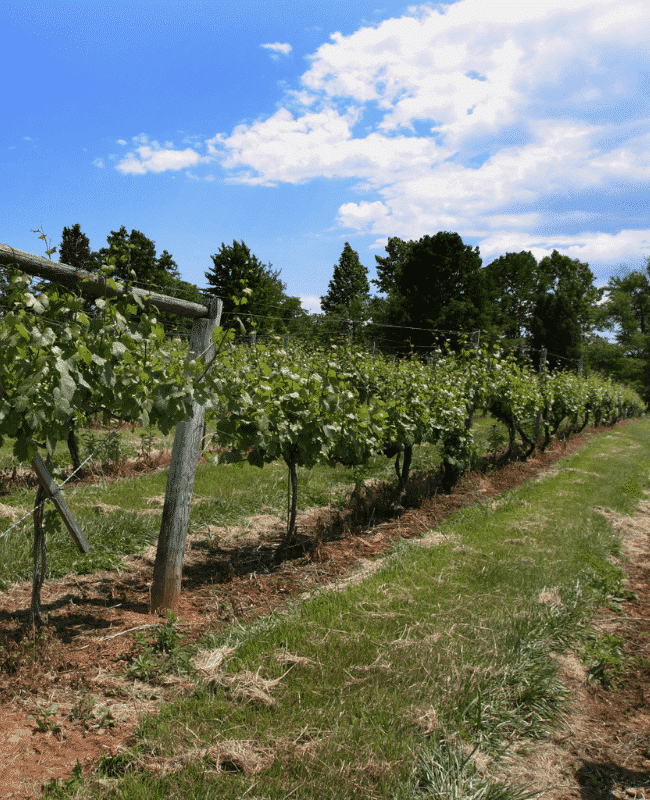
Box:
35, 417, 650, 799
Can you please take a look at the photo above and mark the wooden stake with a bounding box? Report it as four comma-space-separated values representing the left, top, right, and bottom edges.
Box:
149, 298, 222, 614
31, 452, 89, 553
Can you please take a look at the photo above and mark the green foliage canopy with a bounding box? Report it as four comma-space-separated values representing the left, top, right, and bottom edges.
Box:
204, 240, 300, 336
374, 232, 490, 352
321, 242, 370, 316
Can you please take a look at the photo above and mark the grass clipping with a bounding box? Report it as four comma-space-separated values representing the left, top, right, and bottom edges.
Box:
144, 740, 275, 778
193, 646, 297, 708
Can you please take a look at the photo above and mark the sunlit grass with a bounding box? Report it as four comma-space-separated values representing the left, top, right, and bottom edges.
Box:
37, 417, 650, 800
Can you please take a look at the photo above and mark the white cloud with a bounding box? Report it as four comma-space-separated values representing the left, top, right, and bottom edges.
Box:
477, 229, 650, 275
207, 106, 448, 185
116, 142, 209, 174
116, 139, 127, 145
109, 0, 650, 272
261, 42, 292, 60
207, 0, 649, 257
334, 122, 650, 238
299, 294, 322, 313
93, 157, 105, 168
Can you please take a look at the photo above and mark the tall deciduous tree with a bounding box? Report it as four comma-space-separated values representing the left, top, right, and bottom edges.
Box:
586, 262, 650, 399
90, 228, 203, 327
530, 250, 601, 370
91, 226, 168, 285
530, 293, 583, 371
483, 251, 538, 341
596, 267, 650, 355
372, 236, 414, 296
204, 240, 291, 335
377, 231, 491, 352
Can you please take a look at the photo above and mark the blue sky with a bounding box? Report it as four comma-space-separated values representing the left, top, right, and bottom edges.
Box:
2, 0, 649, 313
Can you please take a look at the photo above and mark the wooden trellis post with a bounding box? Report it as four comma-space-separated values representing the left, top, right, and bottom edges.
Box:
149, 297, 222, 614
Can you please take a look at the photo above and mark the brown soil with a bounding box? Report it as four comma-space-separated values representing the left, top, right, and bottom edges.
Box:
0, 423, 649, 799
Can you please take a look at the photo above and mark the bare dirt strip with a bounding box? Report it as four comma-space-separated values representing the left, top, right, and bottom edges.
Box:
1, 424, 649, 799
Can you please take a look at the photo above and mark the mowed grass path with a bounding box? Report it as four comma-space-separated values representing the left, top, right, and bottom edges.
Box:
35, 418, 650, 800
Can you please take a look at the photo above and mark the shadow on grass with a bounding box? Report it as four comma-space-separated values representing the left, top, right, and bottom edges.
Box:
575, 760, 650, 799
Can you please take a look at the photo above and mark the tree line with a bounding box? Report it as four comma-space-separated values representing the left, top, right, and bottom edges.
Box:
6, 223, 649, 402
321, 232, 650, 403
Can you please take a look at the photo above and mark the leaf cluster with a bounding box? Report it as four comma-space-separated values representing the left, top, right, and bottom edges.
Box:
0, 268, 214, 463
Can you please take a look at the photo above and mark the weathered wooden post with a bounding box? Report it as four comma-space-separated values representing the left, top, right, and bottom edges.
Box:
534, 347, 547, 444
150, 297, 222, 614
31, 453, 90, 553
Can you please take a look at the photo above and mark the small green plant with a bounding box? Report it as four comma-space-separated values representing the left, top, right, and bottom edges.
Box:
138, 428, 157, 458
104, 431, 135, 467
41, 762, 84, 798
487, 424, 507, 464
69, 693, 95, 723
95, 706, 116, 729
154, 609, 181, 653
125, 650, 159, 682
29, 703, 63, 735
97, 750, 138, 777
125, 611, 194, 682
19, 630, 49, 664
81, 429, 99, 463
582, 632, 626, 687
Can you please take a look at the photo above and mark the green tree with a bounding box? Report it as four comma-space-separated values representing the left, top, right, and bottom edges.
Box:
372, 236, 414, 296
530, 250, 601, 370
377, 231, 491, 353
321, 242, 369, 314
596, 267, 650, 355
89, 227, 202, 333
483, 250, 538, 341
277, 295, 317, 339
586, 263, 650, 399
204, 240, 289, 336
530, 293, 583, 371
59, 224, 91, 270
536, 250, 601, 330
320, 242, 370, 342
90, 226, 162, 284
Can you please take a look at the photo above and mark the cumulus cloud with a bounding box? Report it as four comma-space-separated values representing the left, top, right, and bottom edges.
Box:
111, 0, 650, 268
299, 294, 322, 313
478, 229, 650, 278
207, 106, 447, 185
261, 42, 292, 59
116, 141, 209, 174
206, 0, 650, 263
